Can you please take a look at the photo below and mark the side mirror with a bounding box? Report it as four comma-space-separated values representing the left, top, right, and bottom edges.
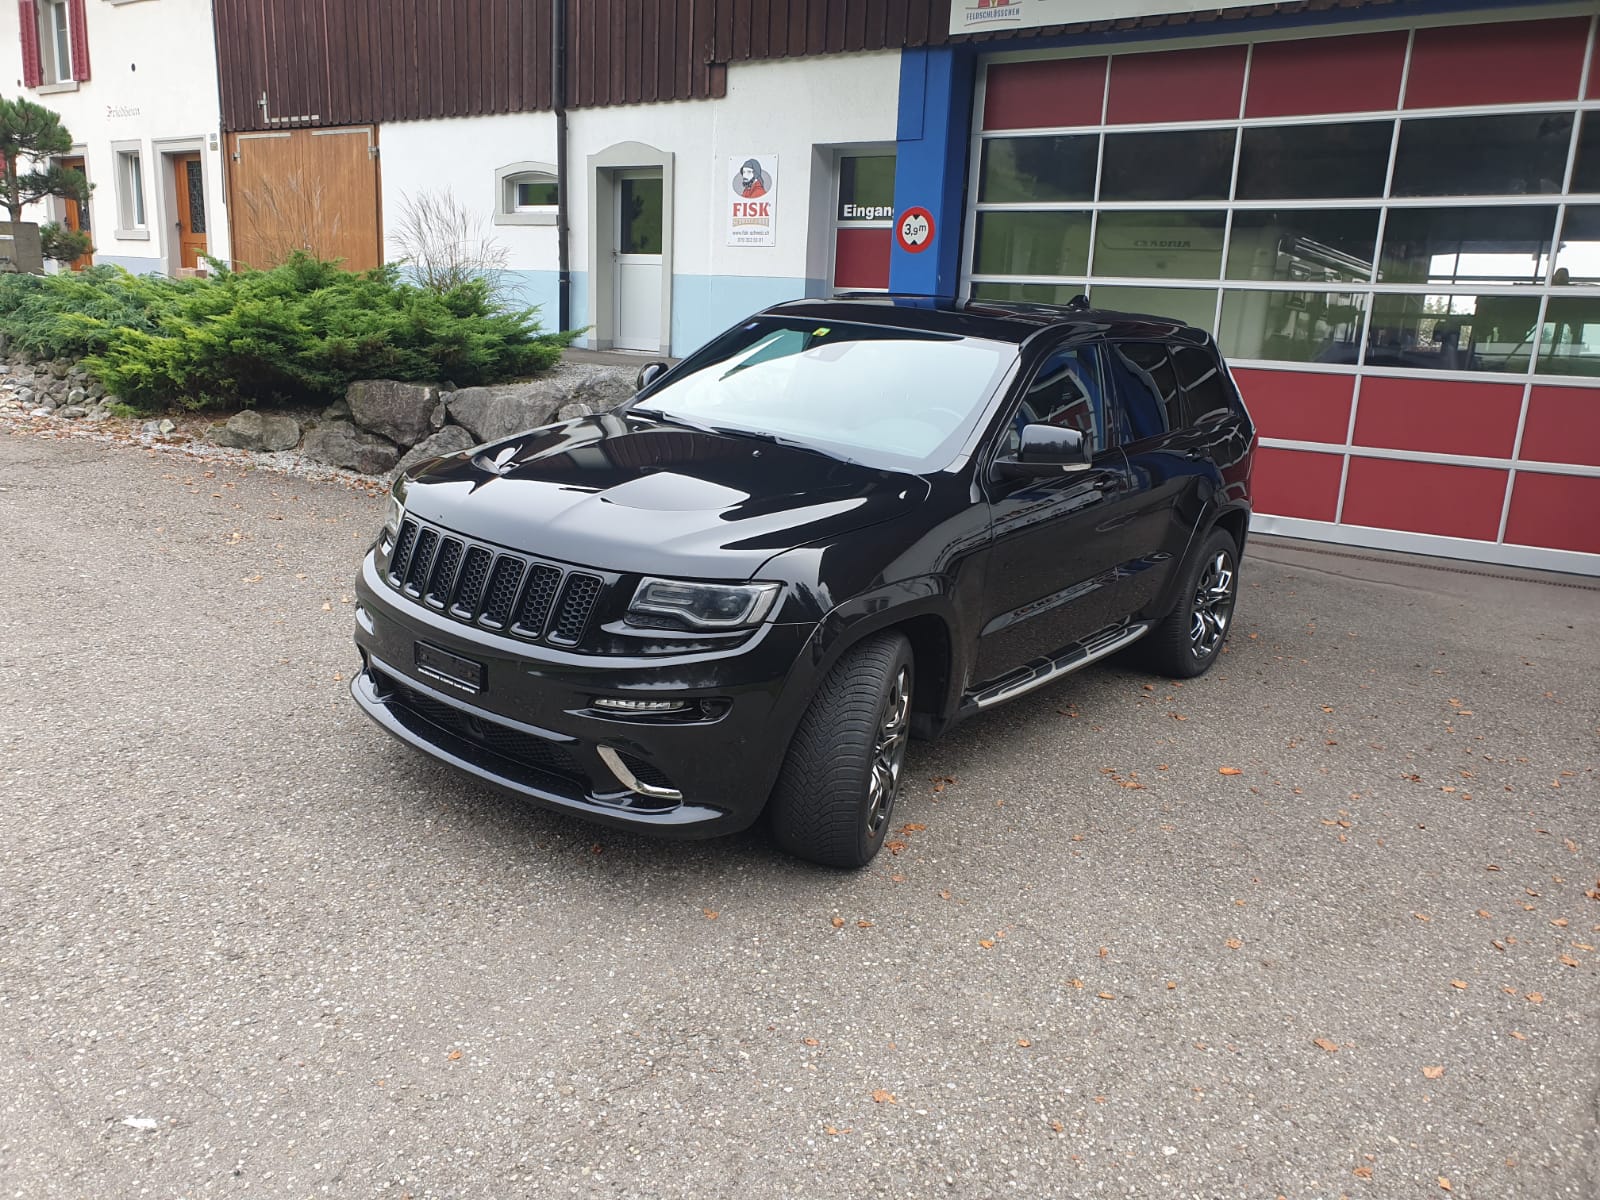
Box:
994, 423, 1093, 478
636, 361, 669, 391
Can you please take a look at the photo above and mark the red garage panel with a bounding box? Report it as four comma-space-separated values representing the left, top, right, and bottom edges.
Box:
1232, 369, 1353, 444
1245, 32, 1407, 118
1504, 472, 1600, 555
833, 227, 891, 290
1252, 447, 1343, 522
982, 57, 1106, 131
1518, 385, 1600, 469
1406, 19, 1589, 109
1353, 377, 1522, 459
1341, 458, 1508, 541
1106, 45, 1246, 125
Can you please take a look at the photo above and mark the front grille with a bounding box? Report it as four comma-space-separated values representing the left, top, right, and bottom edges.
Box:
378, 671, 586, 785
386, 518, 608, 648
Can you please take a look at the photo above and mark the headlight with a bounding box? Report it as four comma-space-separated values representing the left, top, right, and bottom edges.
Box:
626, 578, 781, 631
381, 477, 409, 542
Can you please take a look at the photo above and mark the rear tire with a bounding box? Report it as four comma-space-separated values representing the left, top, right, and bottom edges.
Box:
1137, 527, 1239, 679
769, 632, 914, 869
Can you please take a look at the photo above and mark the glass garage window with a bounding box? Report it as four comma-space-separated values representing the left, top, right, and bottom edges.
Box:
1235, 121, 1392, 200
1379, 207, 1558, 286
1226, 209, 1379, 283
1366, 293, 1541, 374
1100, 129, 1235, 201
1554, 207, 1600, 286
1390, 112, 1572, 197
1219, 289, 1366, 364
1092, 211, 1226, 279
1538, 298, 1600, 377
970, 40, 1597, 383
979, 135, 1098, 203
1089, 285, 1219, 332
974, 211, 1091, 277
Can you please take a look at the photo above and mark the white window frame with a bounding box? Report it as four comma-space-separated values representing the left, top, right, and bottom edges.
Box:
37, 0, 72, 86
494, 160, 558, 227
112, 142, 149, 239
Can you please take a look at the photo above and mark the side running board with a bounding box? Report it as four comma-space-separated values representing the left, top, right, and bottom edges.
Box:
969, 622, 1150, 710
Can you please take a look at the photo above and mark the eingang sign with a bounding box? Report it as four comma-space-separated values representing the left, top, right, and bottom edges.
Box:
950, 0, 1262, 36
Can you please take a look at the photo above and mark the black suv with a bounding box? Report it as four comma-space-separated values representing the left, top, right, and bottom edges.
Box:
351, 297, 1255, 867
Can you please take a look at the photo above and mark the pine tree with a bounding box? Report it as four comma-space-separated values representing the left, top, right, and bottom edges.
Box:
0, 96, 89, 225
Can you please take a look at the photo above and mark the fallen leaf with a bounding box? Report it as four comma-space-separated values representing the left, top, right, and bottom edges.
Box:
1551, 918, 1569, 927
1509, 1030, 1528, 1040
1422, 1065, 1445, 1080
885, 840, 908, 855
802, 1037, 819, 1046
702, 909, 719, 920
1049, 1119, 1063, 1132
1559, 954, 1579, 967
1438, 1177, 1452, 1192
1476, 909, 1492, 919
1313, 1037, 1340, 1053
1450, 979, 1469, 990
1092, 1095, 1106, 1104
447, 1049, 462, 1061
1353, 1165, 1373, 1179
1225, 938, 1242, 949
1413, 912, 1431, 922
1166, 981, 1176, 990
831, 916, 845, 928
1219, 767, 1242, 775
978, 939, 995, 949
1017, 1038, 1032, 1047
1068, 979, 1084, 990
1096, 991, 1116, 1000
900, 823, 926, 833
857, 920, 873, 929
1526, 992, 1544, 1004
871, 1089, 897, 1105
938, 890, 951, 900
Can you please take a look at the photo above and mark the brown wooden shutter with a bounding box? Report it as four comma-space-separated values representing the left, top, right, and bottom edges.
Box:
68, 0, 89, 81
18, 0, 41, 88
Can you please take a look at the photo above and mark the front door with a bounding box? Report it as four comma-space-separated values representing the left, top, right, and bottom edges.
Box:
613, 171, 663, 352
973, 342, 1141, 688
60, 156, 92, 271
172, 153, 208, 270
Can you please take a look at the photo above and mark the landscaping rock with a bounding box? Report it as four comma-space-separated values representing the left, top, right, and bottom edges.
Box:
207, 410, 303, 453
447, 363, 636, 442
429, 401, 447, 431
66, 387, 87, 406
346, 379, 438, 447
55, 405, 89, 419
394, 425, 479, 479
15, 388, 33, 406
556, 400, 597, 422
301, 420, 401, 474
321, 397, 352, 423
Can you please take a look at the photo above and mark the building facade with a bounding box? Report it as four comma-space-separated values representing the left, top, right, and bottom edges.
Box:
4, 0, 229, 275
5, 0, 1594, 574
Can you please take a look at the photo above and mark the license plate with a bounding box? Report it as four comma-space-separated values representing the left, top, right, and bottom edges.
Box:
414, 642, 485, 694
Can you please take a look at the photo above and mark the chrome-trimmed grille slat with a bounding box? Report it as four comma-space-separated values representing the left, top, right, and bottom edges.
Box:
385, 518, 608, 650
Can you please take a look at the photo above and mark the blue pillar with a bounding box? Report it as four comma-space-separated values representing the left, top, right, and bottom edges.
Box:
889, 45, 976, 298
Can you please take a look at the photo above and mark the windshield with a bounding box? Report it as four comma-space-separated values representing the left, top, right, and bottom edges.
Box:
628, 318, 1017, 472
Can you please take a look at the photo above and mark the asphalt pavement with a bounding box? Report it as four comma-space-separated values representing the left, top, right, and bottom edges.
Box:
1, 424, 1596, 1200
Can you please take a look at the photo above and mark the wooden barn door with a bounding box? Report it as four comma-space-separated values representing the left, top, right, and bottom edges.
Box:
226, 126, 381, 270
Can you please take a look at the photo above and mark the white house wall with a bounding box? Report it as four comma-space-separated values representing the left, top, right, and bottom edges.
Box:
377, 111, 565, 334
378, 51, 901, 355
0, 0, 227, 275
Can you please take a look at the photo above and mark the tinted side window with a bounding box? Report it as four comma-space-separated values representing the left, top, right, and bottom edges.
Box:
1172, 345, 1234, 426
1110, 342, 1178, 438
1006, 345, 1109, 455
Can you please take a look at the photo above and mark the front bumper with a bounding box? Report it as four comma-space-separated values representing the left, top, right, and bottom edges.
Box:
351, 552, 819, 837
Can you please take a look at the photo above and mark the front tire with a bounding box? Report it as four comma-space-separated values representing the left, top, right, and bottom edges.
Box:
768, 632, 914, 869
1138, 527, 1240, 679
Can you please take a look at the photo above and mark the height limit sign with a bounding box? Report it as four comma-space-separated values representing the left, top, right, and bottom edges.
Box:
896, 207, 935, 253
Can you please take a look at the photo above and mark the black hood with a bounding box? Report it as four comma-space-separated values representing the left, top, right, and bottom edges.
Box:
399, 413, 930, 578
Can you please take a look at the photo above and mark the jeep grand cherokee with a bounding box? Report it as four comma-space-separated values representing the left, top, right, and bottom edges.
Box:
351, 297, 1256, 867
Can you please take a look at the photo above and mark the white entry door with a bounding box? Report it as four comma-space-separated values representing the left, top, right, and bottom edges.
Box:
614, 171, 664, 352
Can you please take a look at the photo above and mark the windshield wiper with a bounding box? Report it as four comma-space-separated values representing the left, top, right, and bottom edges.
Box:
627, 407, 723, 435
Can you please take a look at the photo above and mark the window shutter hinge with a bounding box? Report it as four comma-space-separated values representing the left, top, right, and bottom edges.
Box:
368, 145, 380, 160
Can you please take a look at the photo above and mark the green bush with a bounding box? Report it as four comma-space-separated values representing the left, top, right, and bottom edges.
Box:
0, 253, 574, 410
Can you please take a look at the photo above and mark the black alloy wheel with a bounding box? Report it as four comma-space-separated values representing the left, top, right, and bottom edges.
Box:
1137, 527, 1240, 679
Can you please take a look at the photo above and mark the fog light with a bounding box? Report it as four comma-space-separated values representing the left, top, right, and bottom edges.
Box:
592, 697, 691, 713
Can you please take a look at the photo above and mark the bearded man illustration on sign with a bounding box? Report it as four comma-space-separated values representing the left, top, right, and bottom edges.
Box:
737, 158, 768, 198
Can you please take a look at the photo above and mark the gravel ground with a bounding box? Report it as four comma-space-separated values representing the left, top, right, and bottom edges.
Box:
1, 416, 1596, 1200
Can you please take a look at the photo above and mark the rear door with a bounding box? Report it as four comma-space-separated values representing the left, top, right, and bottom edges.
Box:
1103, 341, 1210, 614
973, 340, 1141, 686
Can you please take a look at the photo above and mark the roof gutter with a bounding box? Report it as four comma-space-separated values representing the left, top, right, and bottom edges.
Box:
553, 0, 571, 333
